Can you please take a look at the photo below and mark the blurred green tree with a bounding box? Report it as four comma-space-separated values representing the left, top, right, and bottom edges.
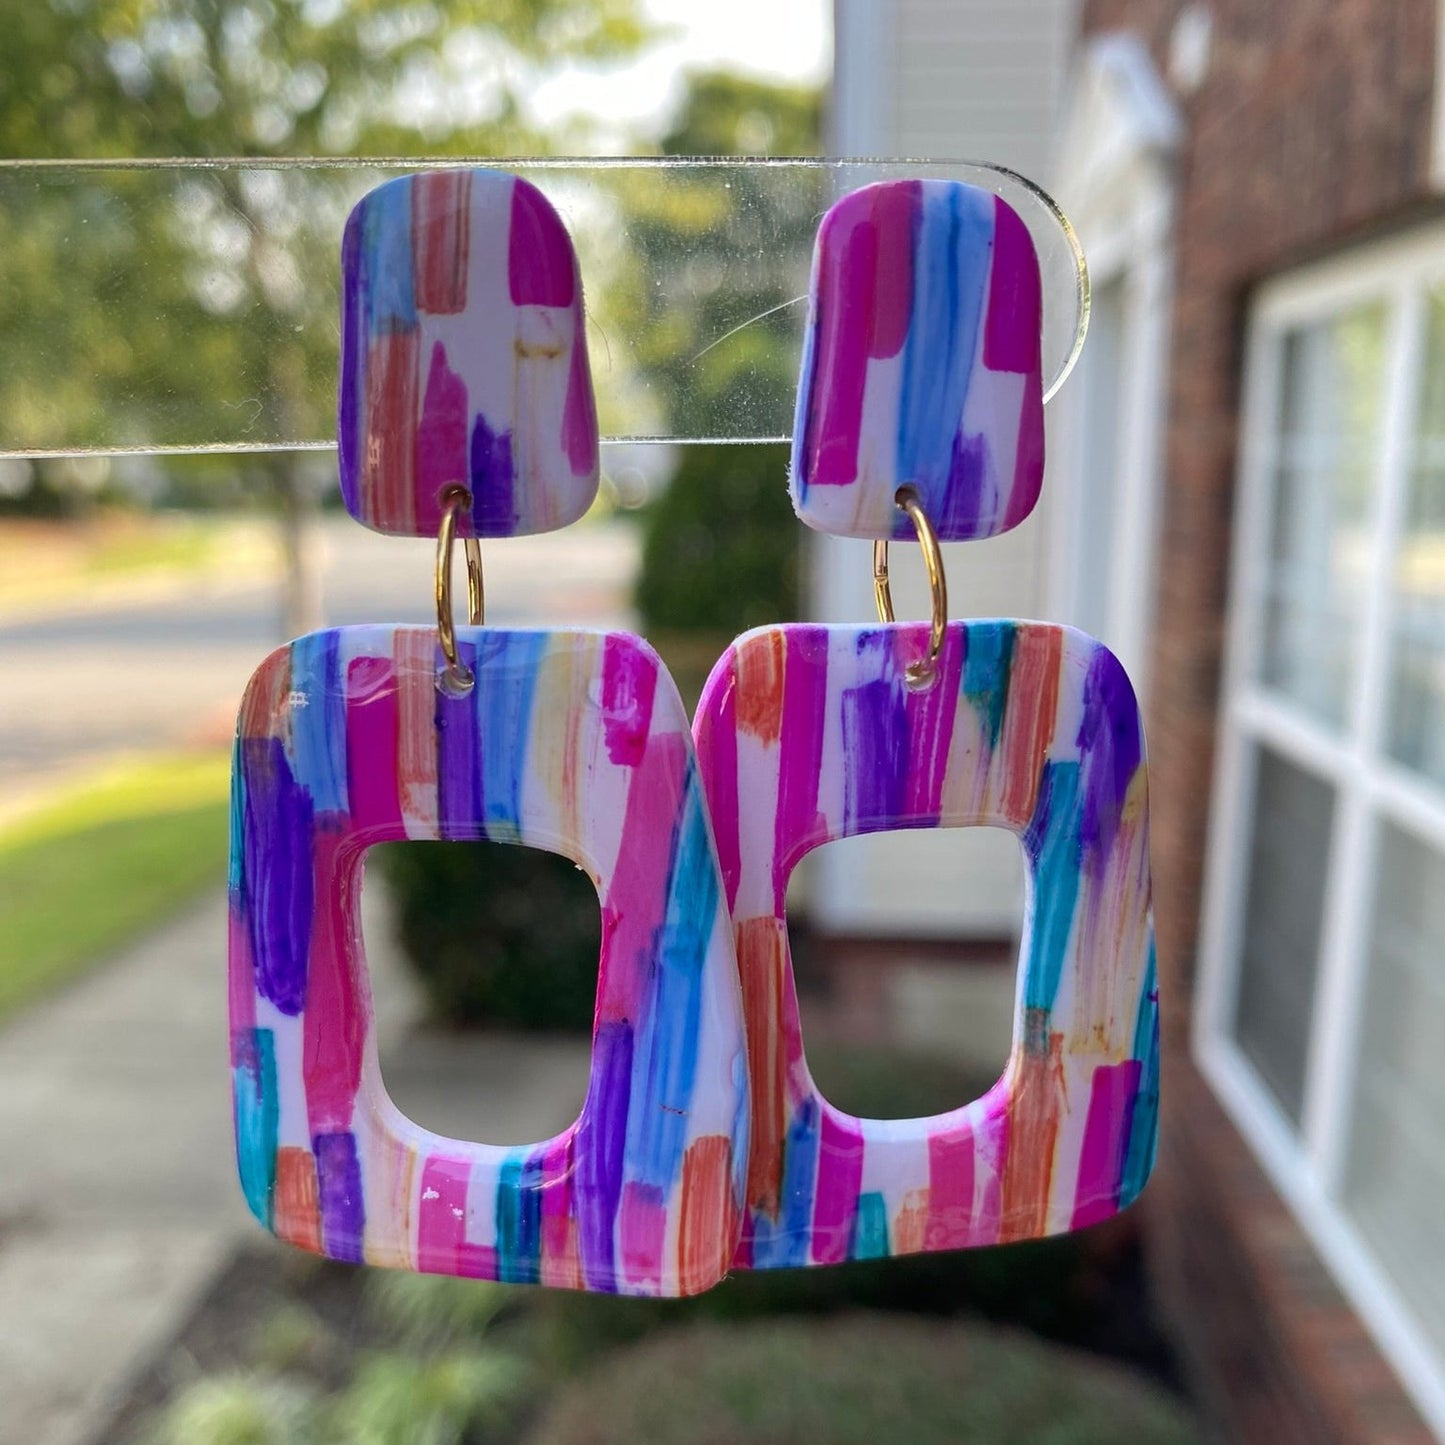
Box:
625, 69, 822, 647
0, 0, 652, 622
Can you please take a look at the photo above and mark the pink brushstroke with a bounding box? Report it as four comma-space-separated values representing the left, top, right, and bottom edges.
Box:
867, 181, 918, 358
599, 636, 658, 769
302, 829, 366, 1136
414, 341, 469, 536
982, 197, 1042, 376
811, 1110, 865, 1264
1070, 1061, 1143, 1231
345, 656, 403, 831
618, 1181, 667, 1292
596, 732, 690, 1024
508, 178, 576, 308
562, 317, 598, 477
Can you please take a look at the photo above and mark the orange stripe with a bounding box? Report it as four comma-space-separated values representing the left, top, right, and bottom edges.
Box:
999, 1015, 1065, 1242
734, 631, 787, 744
237, 647, 291, 743
394, 629, 439, 834
997, 625, 1062, 826
678, 1134, 735, 1295
736, 916, 789, 1216
412, 171, 471, 315
892, 1187, 930, 1255
363, 331, 419, 533
274, 1146, 322, 1253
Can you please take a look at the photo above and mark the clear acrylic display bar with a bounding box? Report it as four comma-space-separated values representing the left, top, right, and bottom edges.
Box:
0, 158, 1086, 458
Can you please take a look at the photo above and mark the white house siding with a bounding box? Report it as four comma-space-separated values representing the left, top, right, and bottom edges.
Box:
807, 0, 1078, 939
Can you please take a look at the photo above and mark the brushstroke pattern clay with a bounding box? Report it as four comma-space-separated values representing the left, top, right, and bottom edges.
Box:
693, 620, 1158, 1268
791, 180, 1045, 541
230, 626, 749, 1296
339, 170, 599, 538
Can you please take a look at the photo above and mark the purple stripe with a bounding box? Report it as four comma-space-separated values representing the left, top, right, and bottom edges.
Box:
242, 737, 313, 1017
899, 626, 965, 822
1076, 646, 1143, 868
315, 1130, 365, 1263
436, 639, 481, 839
577, 1019, 633, 1291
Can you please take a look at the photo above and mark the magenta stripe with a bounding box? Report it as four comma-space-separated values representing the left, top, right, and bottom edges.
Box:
302, 830, 365, 1135
926, 1121, 976, 1251
805, 209, 875, 486
982, 197, 1041, 375
1070, 1061, 1143, 1230
772, 630, 829, 911
696, 657, 741, 912
899, 626, 965, 821
600, 635, 657, 768
414, 340, 468, 536
811, 1110, 864, 1264
345, 655, 403, 829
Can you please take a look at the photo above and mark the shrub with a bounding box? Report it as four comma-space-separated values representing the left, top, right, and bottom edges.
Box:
376, 840, 601, 1031
523, 1315, 1202, 1445
634, 444, 799, 636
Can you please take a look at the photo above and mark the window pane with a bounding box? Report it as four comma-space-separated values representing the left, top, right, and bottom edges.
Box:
1260, 306, 1386, 727
1387, 289, 1445, 787
1344, 823, 1445, 1357
1233, 749, 1336, 1124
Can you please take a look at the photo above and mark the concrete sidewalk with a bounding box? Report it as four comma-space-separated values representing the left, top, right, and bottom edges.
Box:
0, 883, 591, 1445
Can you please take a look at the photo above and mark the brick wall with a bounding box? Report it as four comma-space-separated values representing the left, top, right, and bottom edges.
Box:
1075, 2, 1439, 1440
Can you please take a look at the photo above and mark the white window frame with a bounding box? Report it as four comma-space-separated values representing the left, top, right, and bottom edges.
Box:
1195, 222, 1445, 1439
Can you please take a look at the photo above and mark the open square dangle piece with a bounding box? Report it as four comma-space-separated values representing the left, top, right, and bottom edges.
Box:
229, 170, 750, 1297
694, 179, 1159, 1269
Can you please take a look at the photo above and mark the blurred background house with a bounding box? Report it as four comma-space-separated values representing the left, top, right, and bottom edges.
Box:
1060, 4, 1444, 1441
831, 1, 1444, 1440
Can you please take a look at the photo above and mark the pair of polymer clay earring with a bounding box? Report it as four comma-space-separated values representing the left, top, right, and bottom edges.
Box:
229, 168, 1160, 1298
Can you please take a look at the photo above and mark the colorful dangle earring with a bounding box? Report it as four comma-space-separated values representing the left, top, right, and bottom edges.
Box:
229, 169, 750, 1296
693, 179, 1159, 1269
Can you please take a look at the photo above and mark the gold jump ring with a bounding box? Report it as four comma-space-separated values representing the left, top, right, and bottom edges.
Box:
872, 485, 948, 687
435, 486, 484, 692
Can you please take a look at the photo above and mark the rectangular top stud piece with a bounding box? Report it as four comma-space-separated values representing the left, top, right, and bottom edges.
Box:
790, 180, 1045, 542
339, 170, 599, 538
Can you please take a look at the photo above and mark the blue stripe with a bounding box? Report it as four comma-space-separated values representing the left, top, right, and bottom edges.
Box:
896, 186, 993, 526
475, 631, 547, 841
362, 177, 417, 334
228, 733, 246, 895
288, 633, 348, 818
748, 1097, 820, 1269
625, 769, 718, 1192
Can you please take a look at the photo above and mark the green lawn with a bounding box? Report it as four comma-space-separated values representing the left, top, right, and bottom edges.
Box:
0, 751, 231, 1022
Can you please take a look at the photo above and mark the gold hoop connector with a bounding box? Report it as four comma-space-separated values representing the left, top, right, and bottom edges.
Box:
435, 486, 484, 693
872, 485, 948, 688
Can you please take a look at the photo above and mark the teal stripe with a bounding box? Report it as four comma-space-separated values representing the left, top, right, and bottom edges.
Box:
234, 1028, 278, 1228
1120, 941, 1160, 1206
853, 1192, 890, 1260
962, 620, 1015, 749
1025, 760, 1083, 1013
